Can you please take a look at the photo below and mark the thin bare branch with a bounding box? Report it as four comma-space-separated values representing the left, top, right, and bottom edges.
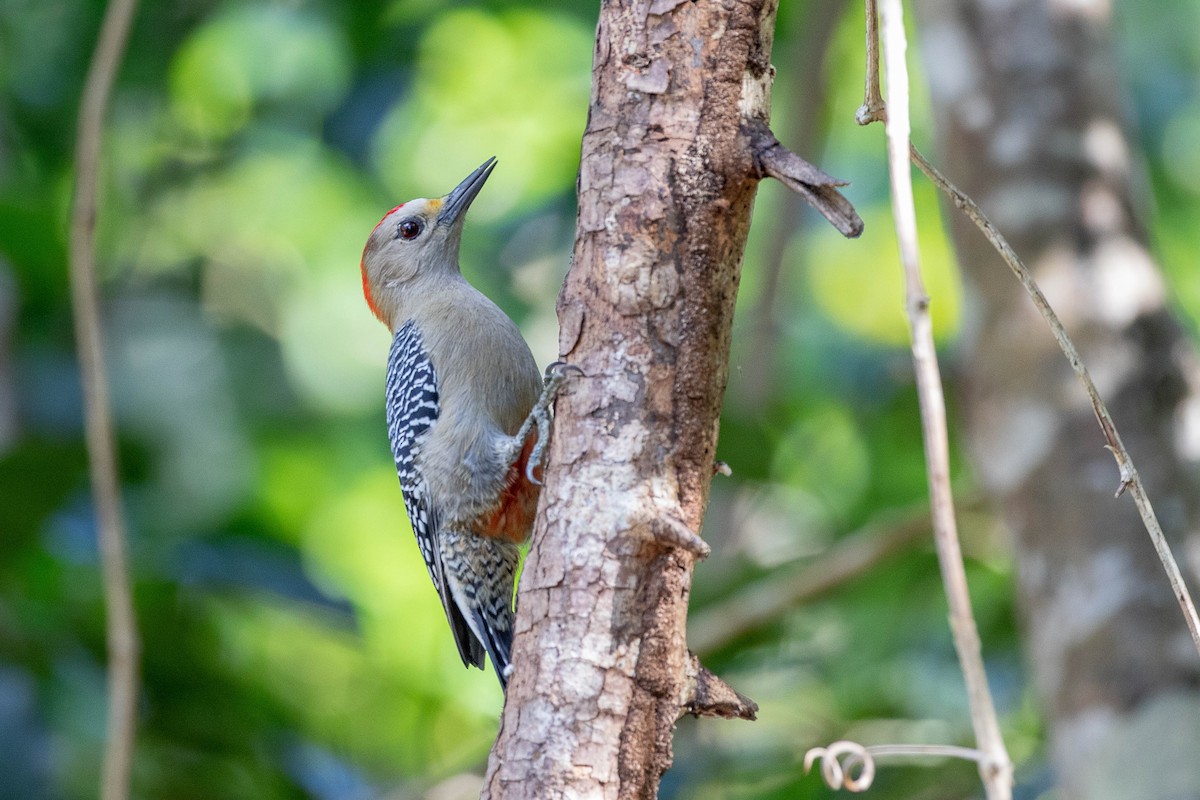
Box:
870, 0, 1013, 796
910, 145, 1200, 658
68, 1, 141, 799
856, 0, 886, 126
690, 500, 948, 654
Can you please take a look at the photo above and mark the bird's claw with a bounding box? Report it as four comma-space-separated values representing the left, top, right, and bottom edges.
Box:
544, 360, 584, 384
522, 361, 582, 486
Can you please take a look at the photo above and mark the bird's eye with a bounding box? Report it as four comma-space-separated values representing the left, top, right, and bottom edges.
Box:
398, 219, 424, 240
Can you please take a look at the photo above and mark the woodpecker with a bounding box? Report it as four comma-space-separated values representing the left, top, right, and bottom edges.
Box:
360, 157, 562, 690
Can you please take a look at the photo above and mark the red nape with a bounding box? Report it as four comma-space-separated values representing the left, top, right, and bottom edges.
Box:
361, 260, 386, 325
360, 203, 405, 326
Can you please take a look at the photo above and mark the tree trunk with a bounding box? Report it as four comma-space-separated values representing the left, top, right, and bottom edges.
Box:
481, 0, 782, 796
915, 2, 1200, 797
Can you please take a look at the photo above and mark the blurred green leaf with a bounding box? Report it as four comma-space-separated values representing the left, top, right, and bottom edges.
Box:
372, 8, 592, 214
170, 6, 351, 141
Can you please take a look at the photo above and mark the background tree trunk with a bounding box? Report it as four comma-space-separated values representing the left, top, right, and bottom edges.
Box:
482, 0, 780, 796
915, 2, 1200, 797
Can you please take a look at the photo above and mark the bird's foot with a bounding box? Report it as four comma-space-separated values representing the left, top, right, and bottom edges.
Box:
518, 361, 582, 486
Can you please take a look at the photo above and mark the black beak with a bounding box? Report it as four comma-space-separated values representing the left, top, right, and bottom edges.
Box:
437, 157, 497, 226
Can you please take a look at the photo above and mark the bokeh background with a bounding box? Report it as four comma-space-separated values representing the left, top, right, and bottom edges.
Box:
1, 0, 1198, 798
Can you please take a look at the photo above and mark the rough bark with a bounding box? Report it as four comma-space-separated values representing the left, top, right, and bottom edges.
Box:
914, 2, 1200, 797
481, 0, 781, 797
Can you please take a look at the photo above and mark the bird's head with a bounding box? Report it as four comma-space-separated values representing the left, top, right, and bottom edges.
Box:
360, 157, 497, 328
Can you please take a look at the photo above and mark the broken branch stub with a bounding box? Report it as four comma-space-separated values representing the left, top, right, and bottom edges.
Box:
745, 119, 864, 238
682, 653, 759, 721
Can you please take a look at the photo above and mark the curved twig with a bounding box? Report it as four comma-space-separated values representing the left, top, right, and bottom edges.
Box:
805, 740, 987, 793
909, 145, 1200, 658
867, 1, 1014, 797
68, 1, 142, 799
805, 740, 876, 792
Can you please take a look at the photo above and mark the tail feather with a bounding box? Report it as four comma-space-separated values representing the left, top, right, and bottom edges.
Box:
472, 605, 513, 690
445, 595, 486, 671
440, 529, 519, 689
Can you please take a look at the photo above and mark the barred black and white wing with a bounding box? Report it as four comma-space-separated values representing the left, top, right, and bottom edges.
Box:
385, 320, 485, 670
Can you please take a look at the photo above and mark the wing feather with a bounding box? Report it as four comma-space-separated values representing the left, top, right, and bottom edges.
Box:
385, 321, 485, 669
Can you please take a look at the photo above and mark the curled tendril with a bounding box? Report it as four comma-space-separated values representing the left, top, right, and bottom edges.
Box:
804, 740, 987, 793
804, 740, 875, 792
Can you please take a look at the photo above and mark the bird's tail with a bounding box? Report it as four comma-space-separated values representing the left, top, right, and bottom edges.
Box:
440, 529, 520, 690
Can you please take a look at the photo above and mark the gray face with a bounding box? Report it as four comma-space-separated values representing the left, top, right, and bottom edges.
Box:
360, 159, 497, 326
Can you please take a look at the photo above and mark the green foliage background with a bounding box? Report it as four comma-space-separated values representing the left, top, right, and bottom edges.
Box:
0, 0, 1197, 798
